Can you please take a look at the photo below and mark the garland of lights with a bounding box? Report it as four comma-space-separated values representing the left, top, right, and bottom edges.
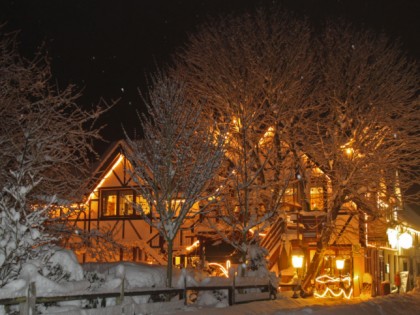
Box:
315, 275, 351, 285
314, 286, 353, 299
314, 274, 353, 299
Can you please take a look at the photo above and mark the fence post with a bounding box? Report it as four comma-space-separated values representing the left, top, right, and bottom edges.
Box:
183, 274, 187, 305
269, 279, 276, 300
229, 272, 236, 305
116, 278, 125, 305
20, 281, 36, 315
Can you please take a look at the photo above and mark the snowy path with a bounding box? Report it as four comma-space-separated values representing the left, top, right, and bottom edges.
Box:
165, 291, 420, 315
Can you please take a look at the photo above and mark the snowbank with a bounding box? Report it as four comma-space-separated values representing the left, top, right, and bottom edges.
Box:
3, 253, 419, 315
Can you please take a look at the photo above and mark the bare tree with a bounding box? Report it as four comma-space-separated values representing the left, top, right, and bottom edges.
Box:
173, 9, 418, 289
173, 9, 315, 272
125, 74, 225, 287
0, 30, 107, 287
299, 22, 420, 292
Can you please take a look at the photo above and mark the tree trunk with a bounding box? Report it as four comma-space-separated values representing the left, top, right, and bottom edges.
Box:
301, 203, 342, 292
300, 227, 331, 292
166, 239, 173, 288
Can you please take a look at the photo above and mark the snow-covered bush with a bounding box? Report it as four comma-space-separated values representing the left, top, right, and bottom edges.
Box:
41, 248, 84, 282
0, 171, 55, 288
247, 244, 269, 274
246, 244, 278, 289
197, 290, 229, 308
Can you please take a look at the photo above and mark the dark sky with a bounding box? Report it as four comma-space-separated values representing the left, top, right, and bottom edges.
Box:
1, 0, 419, 155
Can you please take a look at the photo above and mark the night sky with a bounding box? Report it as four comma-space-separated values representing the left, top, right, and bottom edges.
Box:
1, 0, 419, 155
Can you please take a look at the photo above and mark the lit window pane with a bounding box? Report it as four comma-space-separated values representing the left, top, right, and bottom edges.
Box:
136, 195, 150, 215
103, 193, 117, 216
310, 187, 324, 210
119, 191, 134, 215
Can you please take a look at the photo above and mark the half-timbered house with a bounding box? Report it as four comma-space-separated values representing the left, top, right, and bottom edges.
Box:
65, 139, 420, 297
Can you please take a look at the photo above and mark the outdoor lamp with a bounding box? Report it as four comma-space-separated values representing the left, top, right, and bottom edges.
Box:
292, 255, 304, 269
387, 228, 398, 249
336, 258, 345, 288
399, 232, 413, 249
335, 259, 345, 271
292, 255, 304, 298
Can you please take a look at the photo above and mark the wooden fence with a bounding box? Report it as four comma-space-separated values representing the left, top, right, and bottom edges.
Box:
0, 276, 277, 315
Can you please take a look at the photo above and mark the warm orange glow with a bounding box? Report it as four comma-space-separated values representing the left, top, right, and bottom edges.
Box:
314, 287, 353, 299
208, 262, 229, 278
316, 275, 351, 285
258, 126, 275, 146
315, 274, 353, 299
232, 117, 242, 132
336, 259, 345, 270
49, 203, 84, 219
292, 255, 304, 269
226, 260, 231, 270
387, 228, 398, 248
186, 240, 200, 251
86, 154, 124, 204
399, 232, 413, 249
364, 213, 368, 245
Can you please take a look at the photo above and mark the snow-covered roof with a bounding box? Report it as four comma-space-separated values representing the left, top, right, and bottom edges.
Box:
83, 139, 132, 196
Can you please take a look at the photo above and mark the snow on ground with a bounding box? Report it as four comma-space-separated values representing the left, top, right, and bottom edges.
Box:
166, 290, 420, 315
35, 290, 420, 315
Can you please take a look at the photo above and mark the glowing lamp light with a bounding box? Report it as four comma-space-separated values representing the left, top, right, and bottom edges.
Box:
186, 240, 200, 251
335, 259, 345, 270
399, 232, 413, 249
292, 255, 304, 269
291, 255, 304, 299
387, 228, 398, 248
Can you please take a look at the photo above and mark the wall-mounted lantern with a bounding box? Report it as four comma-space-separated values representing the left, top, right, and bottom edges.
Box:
292, 255, 304, 269
336, 258, 345, 288
387, 228, 398, 249
387, 228, 413, 249
399, 232, 413, 249
335, 258, 345, 271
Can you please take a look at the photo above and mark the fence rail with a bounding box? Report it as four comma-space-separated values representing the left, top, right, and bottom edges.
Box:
0, 277, 277, 314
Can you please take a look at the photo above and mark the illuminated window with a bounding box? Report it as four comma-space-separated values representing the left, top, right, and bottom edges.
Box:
136, 195, 150, 215
167, 199, 198, 217
310, 187, 324, 210
102, 191, 117, 216
281, 186, 299, 209
283, 187, 297, 204
119, 190, 134, 215
170, 199, 183, 216
101, 189, 149, 217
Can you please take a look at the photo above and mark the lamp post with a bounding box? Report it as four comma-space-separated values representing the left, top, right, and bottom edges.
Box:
336, 258, 345, 288
292, 255, 304, 298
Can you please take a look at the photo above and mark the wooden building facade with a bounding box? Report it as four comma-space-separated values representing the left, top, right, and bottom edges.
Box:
64, 140, 419, 297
